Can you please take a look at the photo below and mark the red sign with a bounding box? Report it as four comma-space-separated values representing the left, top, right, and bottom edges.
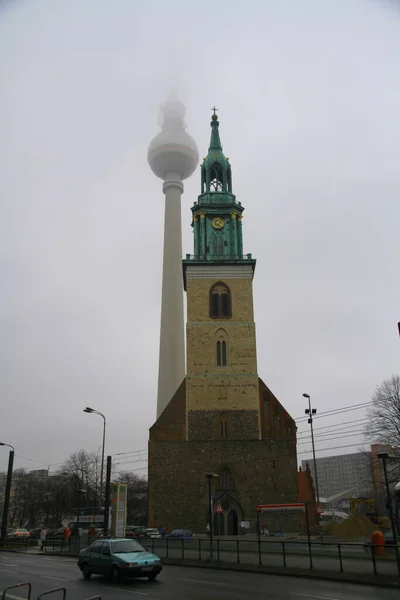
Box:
257, 503, 306, 513
215, 503, 223, 513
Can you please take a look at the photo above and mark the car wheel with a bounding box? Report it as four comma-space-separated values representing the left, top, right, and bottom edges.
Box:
82, 564, 92, 580
110, 565, 122, 583
147, 573, 158, 581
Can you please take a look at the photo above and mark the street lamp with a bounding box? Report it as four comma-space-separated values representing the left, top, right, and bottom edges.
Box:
303, 393, 322, 541
377, 452, 400, 575
0, 442, 15, 542
83, 407, 106, 506
206, 473, 219, 560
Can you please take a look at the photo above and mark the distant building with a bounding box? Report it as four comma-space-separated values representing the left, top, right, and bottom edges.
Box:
301, 451, 373, 499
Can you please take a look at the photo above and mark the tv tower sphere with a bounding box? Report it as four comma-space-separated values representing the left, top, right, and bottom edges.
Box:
148, 98, 199, 181
148, 97, 199, 419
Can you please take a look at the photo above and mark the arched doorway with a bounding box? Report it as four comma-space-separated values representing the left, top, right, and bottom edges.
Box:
213, 495, 242, 535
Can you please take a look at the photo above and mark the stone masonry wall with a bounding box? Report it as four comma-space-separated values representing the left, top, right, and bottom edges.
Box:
187, 409, 260, 440
148, 438, 298, 533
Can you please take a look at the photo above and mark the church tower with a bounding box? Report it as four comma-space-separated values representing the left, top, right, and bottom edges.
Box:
148, 112, 298, 535
183, 110, 260, 442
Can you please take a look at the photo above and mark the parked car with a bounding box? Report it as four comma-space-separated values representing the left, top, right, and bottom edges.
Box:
77, 538, 162, 582
29, 528, 43, 539
125, 526, 146, 538
144, 528, 162, 538
7, 528, 30, 538
167, 529, 193, 540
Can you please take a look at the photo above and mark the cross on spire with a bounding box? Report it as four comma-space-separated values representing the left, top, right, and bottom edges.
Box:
211, 106, 218, 116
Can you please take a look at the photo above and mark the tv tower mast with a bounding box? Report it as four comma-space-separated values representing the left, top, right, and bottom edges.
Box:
148, 97, 199, 418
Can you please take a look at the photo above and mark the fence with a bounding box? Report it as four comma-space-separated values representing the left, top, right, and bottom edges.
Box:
1, 582, 102, 600
1, 536, 399, 579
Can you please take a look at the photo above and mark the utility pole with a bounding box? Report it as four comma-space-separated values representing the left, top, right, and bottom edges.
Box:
0, 444, 15, 542
303, 394, 323, 542
103, 456, 112, 537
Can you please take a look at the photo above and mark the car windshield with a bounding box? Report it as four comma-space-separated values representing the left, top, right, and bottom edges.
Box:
111, 540, 145, 554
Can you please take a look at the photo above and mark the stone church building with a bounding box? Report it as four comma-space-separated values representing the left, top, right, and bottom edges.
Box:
148, 112, 298, 534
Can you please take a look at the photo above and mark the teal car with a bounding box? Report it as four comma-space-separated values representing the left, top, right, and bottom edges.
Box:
77, 538, 162, 582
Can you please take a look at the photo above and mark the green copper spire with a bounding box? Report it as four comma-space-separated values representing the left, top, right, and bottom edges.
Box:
182, 109, 255, 280
201, 110, 232, 196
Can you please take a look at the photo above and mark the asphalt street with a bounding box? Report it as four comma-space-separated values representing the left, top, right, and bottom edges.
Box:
0, 552, 398, 600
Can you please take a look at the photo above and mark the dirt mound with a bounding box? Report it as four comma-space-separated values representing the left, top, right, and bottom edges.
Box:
333, 516, 376, 538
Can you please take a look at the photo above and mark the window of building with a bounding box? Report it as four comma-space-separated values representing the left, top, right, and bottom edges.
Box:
220, 419, 228, 438
210, 282, 231, 319
217, 340, 227, 366
210, 164, 224, 191
216, 413, 228, 439
218, 470, 233, 490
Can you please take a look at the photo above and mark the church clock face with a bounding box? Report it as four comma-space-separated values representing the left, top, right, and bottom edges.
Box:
211, 217, 224, 230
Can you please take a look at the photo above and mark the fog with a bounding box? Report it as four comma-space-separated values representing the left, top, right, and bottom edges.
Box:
0, 0, 400, 474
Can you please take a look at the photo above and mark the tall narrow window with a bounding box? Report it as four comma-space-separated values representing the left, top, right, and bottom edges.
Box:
216, 339, 227, 366
217, 341, 222, 366
210, 282, 231, 318
220, 419, 228, 438
218, 470, 233, 489
222, 341, 227, 366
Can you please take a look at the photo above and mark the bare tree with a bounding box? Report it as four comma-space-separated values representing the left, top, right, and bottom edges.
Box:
363, 375, 400, 484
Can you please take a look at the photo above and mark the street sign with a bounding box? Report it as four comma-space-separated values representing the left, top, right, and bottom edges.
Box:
256, 503, 306, 513
215, 502, 223, 513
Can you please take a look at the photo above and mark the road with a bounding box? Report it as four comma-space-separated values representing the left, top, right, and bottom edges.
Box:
0, 553, 398, 600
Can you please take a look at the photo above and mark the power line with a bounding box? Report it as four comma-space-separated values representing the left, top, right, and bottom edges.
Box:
297, 417, 369, 436
295, 401, 374, 423
298, 442, 367, 455
297, 431, 364, 446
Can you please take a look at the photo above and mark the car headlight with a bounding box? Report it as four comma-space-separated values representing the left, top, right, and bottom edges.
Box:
154, 560, 161, 564
124, 562, 138, 567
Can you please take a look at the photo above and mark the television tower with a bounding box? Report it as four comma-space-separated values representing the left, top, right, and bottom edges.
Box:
148, 97, 199, 418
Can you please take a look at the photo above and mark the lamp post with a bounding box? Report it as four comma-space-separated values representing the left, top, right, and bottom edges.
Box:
377, 452, 400, 575
303, 393, 322, 541
206, 473, 219, 560
83, 407, 106, 506
0, 442, 15, 542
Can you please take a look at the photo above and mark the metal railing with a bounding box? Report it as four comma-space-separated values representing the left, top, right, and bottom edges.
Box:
1, 584, 100, 600
3, 535, 398, 579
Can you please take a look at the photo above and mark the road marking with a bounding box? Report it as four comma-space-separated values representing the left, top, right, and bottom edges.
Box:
104, 586, 149, 596
176, 578, 229, 587
293, 594, 340, 600
41, 576, 70, 582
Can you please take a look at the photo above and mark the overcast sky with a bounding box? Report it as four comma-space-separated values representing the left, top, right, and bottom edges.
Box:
1, 0, 399, 475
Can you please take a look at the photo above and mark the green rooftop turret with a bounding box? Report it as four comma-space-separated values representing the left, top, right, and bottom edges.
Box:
182, 109, 256, 279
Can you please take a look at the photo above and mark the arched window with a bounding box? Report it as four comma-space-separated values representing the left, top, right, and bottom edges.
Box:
216, 413, 229, 439
216, 340, 227, 366
218, 469, 233, 490
210, 282, 231, 319
210, 164, 224, 191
